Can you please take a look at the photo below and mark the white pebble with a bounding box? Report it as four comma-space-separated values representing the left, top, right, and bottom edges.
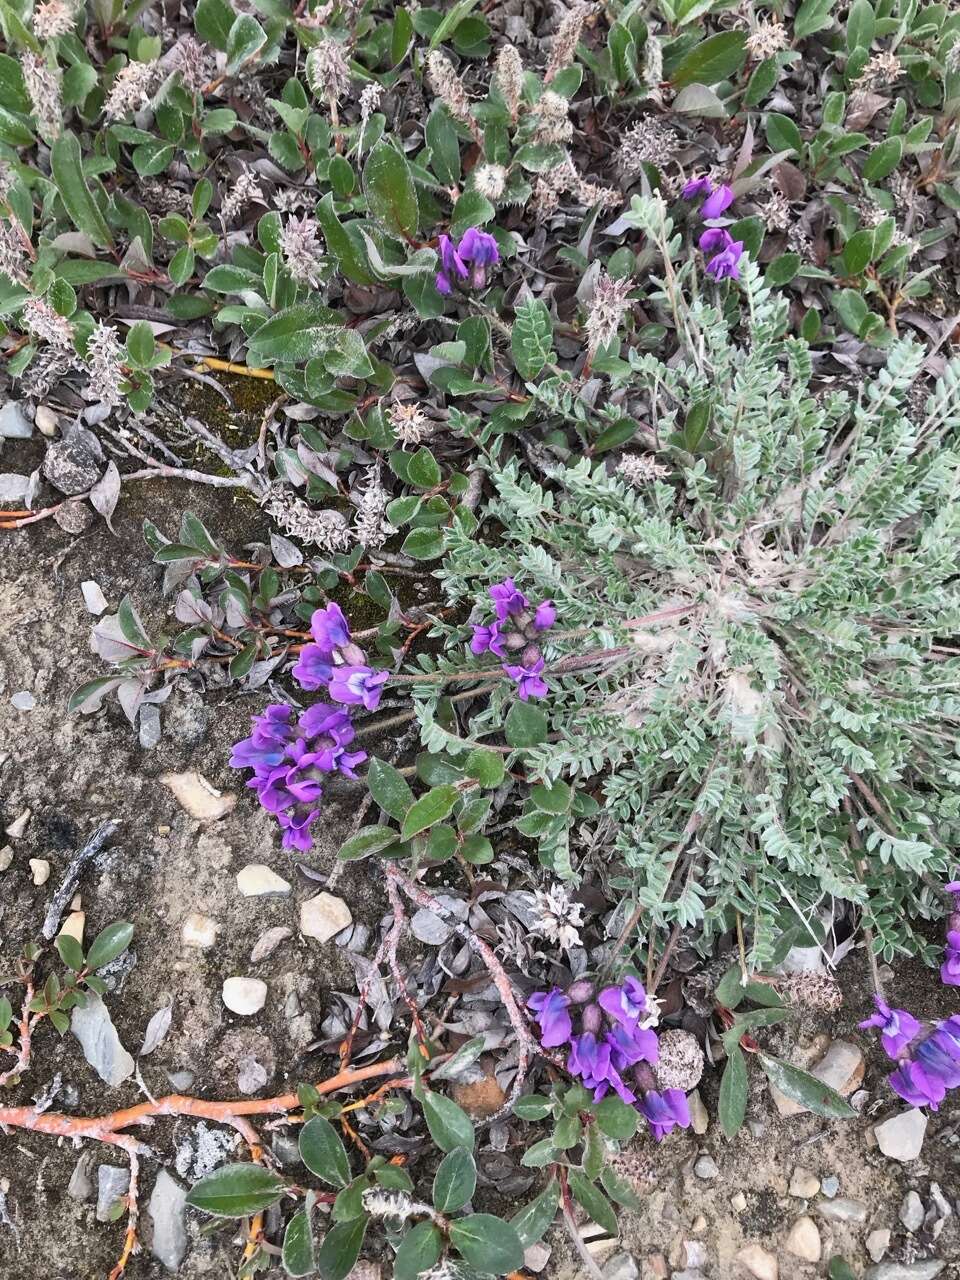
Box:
222, 977, 267, 1017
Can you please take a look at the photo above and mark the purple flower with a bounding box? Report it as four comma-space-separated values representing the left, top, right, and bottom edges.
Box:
682, 176, 713, 200
503, 656, 548, 701
291, 644, 334, 691
436, 233, 468, 295
705, 240, 744, 281
277, 806, 321, 852
534, 600, 557, 631
310, 602, 350, 655
490, 577, 529, 621
458, 226, 500, 288
606, 1022, 659, 1070
639, 1088, 690, 1142
699, 227, 733, 255
598, 976, 650, 1027
701, 184, 734, 219
568, 1032, 616, 1100
528, 988, 572, 1047
328, 664, 389, 710
946, 880, 960, 893
229, 704, 295, 773
915, 1019, 960, 1089
943, 931, 960, 986
470, 621, 507, 658
889, 1059, 945, 1110
859, 996, 921, 1060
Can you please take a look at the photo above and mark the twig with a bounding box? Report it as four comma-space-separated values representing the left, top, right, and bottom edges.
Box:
42, 820, 119, 940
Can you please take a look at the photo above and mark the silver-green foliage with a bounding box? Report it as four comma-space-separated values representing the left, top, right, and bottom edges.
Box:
432, 223, 960, 967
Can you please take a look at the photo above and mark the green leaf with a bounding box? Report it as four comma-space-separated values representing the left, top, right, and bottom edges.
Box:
846, 0, 875, 49
425, 104, 461, 186
568, 1171, 619, 1237
464, 747, 505, 788
429, 0, 481, 48
450, 188, 495, 239
337, 824, 399, 862
400, 528, 444, 560
758, 1054, 857, 1119
765, 113, 802, 156
394, 1221, 443, 1280
794, 0, 836, 38
511, 299, 555, 380
530, 780, 572, 814
391, 6, 414, 65
449, 1214, 524, 1274
765, 252, 801, 286
85, 922, 134, 971
194, 0, 234, 49
744, 55, 779, 106
50, 131, 113, 250
671, 32, 747, 87
362, 141, 419, 240
246, 303, 343, 365
833, 288, 869, 335
511, 1179, 559, 1246
421, 1089, 475, 1152
315, 195, 375, 285
367, 759, 415, 821
512, 1095, 553, 1120
55, 934, 85, 971
299, 1116, 351, 1188
862, 136, 903, 181
126, 321, 156, 368
600, 1166, 642, 1209
841, 228, 875, 276
433, 1148, 477, 1212
226, 13, 267, 73
504, 701, 548, 747
595, 1094, 639, 1140
63, 62, 98, 108
406, 447, 442, 489
316, 1215, 366, 1280
827, 1259, 856, 1280
719, 1044, 748, 1138
401, 785, 459, 840
282, 1208, 316, 1276
430, 1035, 486, 1081
185, 1164, 287, 1217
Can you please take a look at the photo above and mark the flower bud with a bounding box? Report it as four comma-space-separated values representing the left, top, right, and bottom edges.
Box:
632, 1062, 657, 1092
520, 643, 542, 668
581, 1003, 602, 1035
503, 630, 527, 652
340, 642, 366, 666
566, 979, 596, 1005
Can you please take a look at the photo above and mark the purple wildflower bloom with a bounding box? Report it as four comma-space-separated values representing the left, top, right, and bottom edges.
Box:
291, 644, 334, 691
528, 988, 572, 1047
568, 1032, 614, 1099
458, 226, 500, 288
436, 233, 468, 295
946, 880, 960, 892
490, 577, 529, 621
639, 1088, 691, 1141
534, 600, 557, 631
943, 931, 960, 986
470, 621, 507, 658
310, 602, 350, 655
277, 807, 321, 852
599, 976, 650, 1027
606, 1022, 659, 1069
859, 996, 921, 1060
503, 656, 548, 701
682, 176, 713, 200
328, 664, 389, 711
229, 704, 295, 773
890, 1059, 947, 1110
701, 183, 734, 218
699, 226, 733, 255
915, 1019, 960, 1088
705, 240, 744, 281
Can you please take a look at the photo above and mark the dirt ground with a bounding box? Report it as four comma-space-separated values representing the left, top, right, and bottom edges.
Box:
1, 467, 959, 1280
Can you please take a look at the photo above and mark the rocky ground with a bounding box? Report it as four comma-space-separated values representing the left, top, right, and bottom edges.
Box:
0, 442, 959, 1280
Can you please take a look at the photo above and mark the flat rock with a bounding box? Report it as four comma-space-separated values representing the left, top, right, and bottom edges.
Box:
182, 912, 218, 949
43, 424, 104, 495
874, 1109, 927, 1162
865, 1265, 945, 1280
866, 1229, 891, 1263
0, 401, 32, 438
772, 1039, 863, 1116
689, 1089, 709, 1135
737, 1243, 778, 1280
603, 1255, 640, 1280
237, 863, 291, 896
821, 1174, 839, 1198
148, 1169, 188, 1272
71, 992, 135, 1086
96, 1165, 130, 1222
68, 1152, 96, 1202
694, 1155, 719, 1180
900, 1190, 924, 1232
250, 926, 293, 962
161, 770, 236, 823
29, 857, 50, 885
816, 1198, 868, 1223
789, 1167, 820, 1198
222, 977, 267, 1016
300, 891, 352, 942
785, 1216, 821, 1262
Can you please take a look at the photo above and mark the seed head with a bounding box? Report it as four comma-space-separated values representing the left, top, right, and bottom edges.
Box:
33, 0, 76, 39
220, 167, 265, 225
745, 17, 789, 59
426, 51, 473, 127
22, 296, 74, 349
84, 322, 125, 407
0, 221, 27, 286
617, 453, 670, 486
493, 44, 524, 121
279, 215, 325, 286
473, 163, 507, 200
545, 4, 593, 84
585, 272, 635, 355
531, 90, 572, 143
388, 401, 433, 447
22, 52, 62, 142
305, 39, 352, 103
104, 60, 158, 121
619, 119, 680, 177
532, 883, 585, 951
262, 484, 352, 551
353, 463, 394, 550
166, 34, 211, 95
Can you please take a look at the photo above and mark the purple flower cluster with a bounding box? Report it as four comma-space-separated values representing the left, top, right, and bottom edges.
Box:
231, 603, 387, 852
859, 876, 960, 1108
436, 226, 500, 295
528, 978, 691, 1143
682, 176, 745, 281
470, 578, 556, 701
229, 702, 366, 851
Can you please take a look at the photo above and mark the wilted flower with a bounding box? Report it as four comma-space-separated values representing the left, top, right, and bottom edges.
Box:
545, 3, 592, 84
166, 34, 210, 94
388, 401, 434, 447
22, 296, 74, 349
22, 52, 62, 142
426, 51, 474, 128
0, 221, 27, 286
33, 0, 76, 38
220, 167, 265, 225
493, 45, 524, 121
532, 883, 585, 951
745, 17, 789, 59
531, 89, 573, 143
527, 987, 572, 1047
262, 485, 352, 551
103, 60, 158, 121
617, 453, 670, 486
84, 322, 125, 407
619, 119, 680, 177
280, 215, 325, 286
585, 273, 635, 356
305, 39, 352, 103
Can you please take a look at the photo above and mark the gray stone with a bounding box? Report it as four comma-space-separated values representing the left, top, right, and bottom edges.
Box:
866, 1229, 891, 1263
42, 424, 104, 495
271, 1134, 301, 1168
67, 1152, 95, 1201
71, 992, 135, 1086
816, 1198, 868, 1223
148, 1170, 188, 1272
689, 1089, 709, 1135
789, 1167, 820, 1198
236, 863, 291, 897
821, 1174, 839, 1198
900, 1190, 924, 1232
602, 1255, 639, 1280
865, 1265, 945, 1280
96, 1165, 130, 1222
875, 1109, 927, 1162
694, 1154, 719, 1180
0, 402, 32, 438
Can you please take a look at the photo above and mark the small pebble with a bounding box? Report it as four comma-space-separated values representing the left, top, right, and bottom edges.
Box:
693, 1155, 719, 1180
5, 808, 31, 839
182, 913, 218, 950
250, 926, 293, 963
691, 1216, 707, 1234
29, 858, 50, 886
866, 1229, 891, 1263
821, 1174, 839, 1198
737, 1243, 778, 1280
11, 691, 35, 711
874, 1109, 927, 1162
789, 1167, 820, 1199
0, 845, 12, 871
59, 911, 85, 944
900, 1190, 924, 1233
688, 1089, 709, 1135
236, 863, 291, 897
731, 1192, 747, 1212
817, 1198, 868, 1223
785, 1216, 821, 1263
300, 891, 352, 942
222, 977, 267, 1016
